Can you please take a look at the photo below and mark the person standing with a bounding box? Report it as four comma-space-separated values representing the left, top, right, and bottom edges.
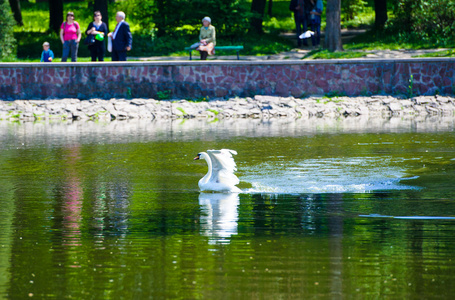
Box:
85, 11, 108, 61
197, 16, 216, 60
40, 42, 54, 62
60, 11, 81, 62
289, 0, 311, 47
108, 11, 132, 61
310, 0, 323, 46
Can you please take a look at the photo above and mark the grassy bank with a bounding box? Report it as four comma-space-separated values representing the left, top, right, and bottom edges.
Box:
7, 0, 455, 61
12, 0, 295, 61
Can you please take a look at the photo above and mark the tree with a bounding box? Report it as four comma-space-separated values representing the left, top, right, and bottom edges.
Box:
267, 0, 272, 17
374, 0, 387, 29
341, 0, 366, 21
8, 0, 23, 26
389, 0, 455, 42
325, 0, 343, 51
250, 0, 266, 33
93, 0, 109, 31
133, 0, 249, 38
0, 0, 16, 59
49, 0, 63, 33
154, 0, 167, 37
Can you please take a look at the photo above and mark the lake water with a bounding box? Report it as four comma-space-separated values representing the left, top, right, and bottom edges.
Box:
1, 116, 455, 299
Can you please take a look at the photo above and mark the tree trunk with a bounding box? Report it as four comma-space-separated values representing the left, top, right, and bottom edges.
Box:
49, 0, 63, 34
250, 0, 267, 34
155, 0, 166, 37
268, 0, 272, 17
325, 0, 343, 52
374, 0, 388, 29
8, 0, 23, 26
94, 0, 109, 31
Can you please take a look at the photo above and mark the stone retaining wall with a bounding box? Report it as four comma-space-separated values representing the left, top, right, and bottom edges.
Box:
1, 58, 454, 100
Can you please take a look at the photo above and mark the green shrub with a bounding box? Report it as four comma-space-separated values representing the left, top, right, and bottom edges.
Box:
118, 0, 251, 39
342, 0, 368, 21
387, 0, 455, 45
156, 90, 172, 100
0, 0, 17, 59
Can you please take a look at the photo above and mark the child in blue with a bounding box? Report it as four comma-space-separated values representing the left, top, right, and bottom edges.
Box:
41, 42, 54, 62
310, 0, 323, 46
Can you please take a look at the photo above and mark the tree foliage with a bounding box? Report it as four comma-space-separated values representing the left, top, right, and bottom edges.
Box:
388, 0, 455, 43
122, 0, 251, 38
341, 0, 367, 21
93, 0, 109, 31
0, 0, 16, 59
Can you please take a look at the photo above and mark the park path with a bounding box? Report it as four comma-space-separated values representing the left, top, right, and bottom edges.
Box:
134, 28, 451, 61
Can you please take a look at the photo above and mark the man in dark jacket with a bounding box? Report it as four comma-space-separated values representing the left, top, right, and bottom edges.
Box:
289, 0, 313, 47
108, 11, 132, 61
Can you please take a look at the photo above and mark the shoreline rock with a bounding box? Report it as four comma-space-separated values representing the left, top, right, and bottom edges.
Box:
0, 95, 454, 122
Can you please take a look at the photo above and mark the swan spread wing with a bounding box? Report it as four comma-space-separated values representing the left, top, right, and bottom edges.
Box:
206, 149, 240, 186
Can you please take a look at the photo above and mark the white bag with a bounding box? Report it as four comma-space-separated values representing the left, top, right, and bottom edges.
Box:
107, 36, 112, 52
299, 30, 314, 39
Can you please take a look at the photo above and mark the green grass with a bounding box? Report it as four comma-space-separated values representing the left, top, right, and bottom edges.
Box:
413, 49, 455, 58
13, 1, 119, 59
303, 48, 368, 59
11, 0, 294, 59
262, 1, 374, 34
345, 28, 455, 51
16, 1, 117, 33
206, 108, 219, 115
5, 0, 455, 61
0, 56, 115, 63
6, 0, 298, 59
341, 7, 375, 29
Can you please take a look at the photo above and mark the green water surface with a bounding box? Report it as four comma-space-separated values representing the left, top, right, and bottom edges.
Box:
0, 117, 454, 299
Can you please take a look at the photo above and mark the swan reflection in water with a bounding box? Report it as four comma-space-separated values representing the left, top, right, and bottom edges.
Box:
199, 192, 240, 244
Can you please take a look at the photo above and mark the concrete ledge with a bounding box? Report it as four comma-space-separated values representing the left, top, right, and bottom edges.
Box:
1, 58, 454, 100
2, 57, 455, 67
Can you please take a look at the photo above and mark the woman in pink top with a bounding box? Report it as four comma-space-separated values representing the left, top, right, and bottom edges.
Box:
60, 11, 81, 62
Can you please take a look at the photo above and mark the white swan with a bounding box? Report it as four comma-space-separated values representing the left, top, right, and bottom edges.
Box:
194, 149, 242, 193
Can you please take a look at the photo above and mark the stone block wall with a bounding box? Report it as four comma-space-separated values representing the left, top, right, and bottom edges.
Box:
0, 58, 454, 100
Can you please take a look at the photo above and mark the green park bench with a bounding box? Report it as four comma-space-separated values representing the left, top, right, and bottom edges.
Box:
184, 46, 244, 60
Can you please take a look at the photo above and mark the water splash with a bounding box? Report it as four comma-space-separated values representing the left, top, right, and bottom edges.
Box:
242, 157, 421, 194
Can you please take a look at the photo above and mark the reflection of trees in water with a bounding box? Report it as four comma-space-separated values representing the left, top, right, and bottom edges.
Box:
60, 145, 83, 249
244, 193, 340, 236
3, 117, 455, 148
327, 193, 343, 298
92, 179, 131, 238
49, 143, 132, 252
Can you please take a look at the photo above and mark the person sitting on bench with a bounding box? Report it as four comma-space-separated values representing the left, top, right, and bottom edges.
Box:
197, 16, 216, 60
